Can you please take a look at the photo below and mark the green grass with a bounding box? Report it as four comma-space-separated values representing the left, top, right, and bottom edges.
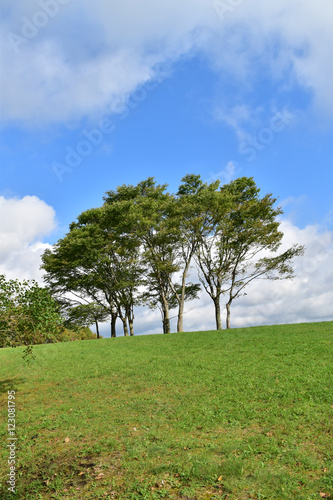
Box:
0, 322, 332, 499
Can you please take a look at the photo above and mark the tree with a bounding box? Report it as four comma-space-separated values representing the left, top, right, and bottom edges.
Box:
193, 180, 232, 330
196, 177, 304, 329
0, 274, 63, 349
42, 204, 145, 337
62, 301, 109, 339
103, 176, 212, 333
224, 245, 304, 329
103, 178, 179, 334
42, 222, 118, 335
170, 174, 220, 332
195, 232, 230, 331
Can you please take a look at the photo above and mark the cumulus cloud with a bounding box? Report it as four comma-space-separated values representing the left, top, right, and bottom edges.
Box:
0, 196, 56, 282
230, 220, 333, 328
0, 0, 212, 125
1, 0, 332, 126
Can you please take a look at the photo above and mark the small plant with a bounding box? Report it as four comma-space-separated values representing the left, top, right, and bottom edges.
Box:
22, 344, 36, 366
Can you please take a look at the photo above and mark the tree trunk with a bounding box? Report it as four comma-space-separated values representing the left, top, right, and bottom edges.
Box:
111, 313, 117, 337
122, 316, 129, 336
214, 297, 223, 330
164, 311, 170, 333
163, 304, 171, 333
177, 300, 184, 333
125, 305, 134, 336
176, 262, 191, 333
95, 320, 100, 339
128, 316, 134, 336
226, 302, 231, 329
110, 301, 117, 337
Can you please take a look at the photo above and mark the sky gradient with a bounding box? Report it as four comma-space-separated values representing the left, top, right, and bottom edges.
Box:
1, 0, 332, 335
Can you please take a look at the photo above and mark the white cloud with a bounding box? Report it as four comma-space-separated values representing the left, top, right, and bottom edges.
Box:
0, 0, 212, 125
0, 0, 332, 126
206, 160, 240, 184
230, 220, 333, 328
0, 196, 56, 282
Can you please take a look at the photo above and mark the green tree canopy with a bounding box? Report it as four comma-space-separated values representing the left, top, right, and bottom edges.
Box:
41, 175, 305, 334
196, 177, 304, 329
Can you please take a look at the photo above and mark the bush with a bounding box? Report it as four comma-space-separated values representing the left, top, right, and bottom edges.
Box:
58, 326, 100, 342
0, 274, 63, 348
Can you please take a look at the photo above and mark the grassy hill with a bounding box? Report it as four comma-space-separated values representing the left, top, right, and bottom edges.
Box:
0, 322, 332, 499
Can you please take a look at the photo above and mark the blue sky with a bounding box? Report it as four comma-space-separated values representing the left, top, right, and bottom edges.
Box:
1, 0, 332, 334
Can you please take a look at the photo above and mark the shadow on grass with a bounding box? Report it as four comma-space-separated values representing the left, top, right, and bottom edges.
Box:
0, 378, 26, 394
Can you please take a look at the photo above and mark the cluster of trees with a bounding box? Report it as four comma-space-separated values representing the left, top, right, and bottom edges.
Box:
41, 175, 304, 337
0, 274, 98, 352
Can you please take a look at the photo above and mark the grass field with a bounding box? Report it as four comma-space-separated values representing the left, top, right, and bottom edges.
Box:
0, 322, 332, 499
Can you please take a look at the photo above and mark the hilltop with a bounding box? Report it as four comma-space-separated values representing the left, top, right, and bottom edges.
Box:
0, 322, 332, 499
